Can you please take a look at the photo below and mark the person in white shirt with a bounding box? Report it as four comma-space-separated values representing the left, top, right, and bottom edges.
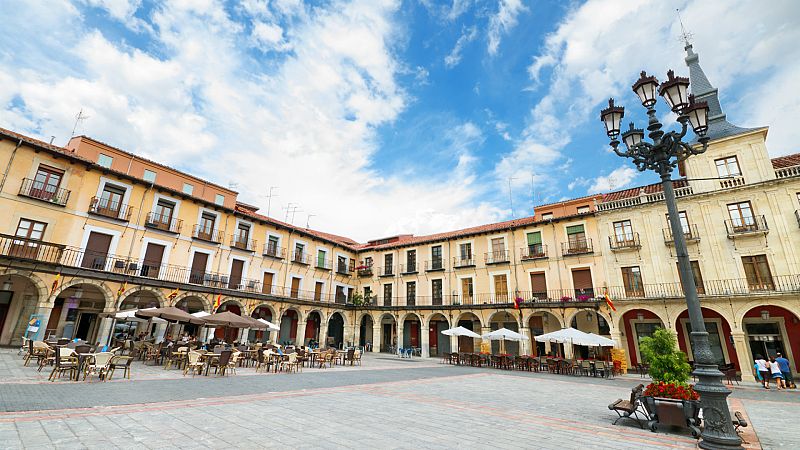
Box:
755, 355, 771, 389
770, 357, 786, 390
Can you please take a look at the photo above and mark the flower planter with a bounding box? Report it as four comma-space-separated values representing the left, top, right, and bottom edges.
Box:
642, 396, 702, 437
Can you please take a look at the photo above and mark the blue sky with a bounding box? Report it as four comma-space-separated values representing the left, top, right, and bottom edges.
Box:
0, 1, 798, 241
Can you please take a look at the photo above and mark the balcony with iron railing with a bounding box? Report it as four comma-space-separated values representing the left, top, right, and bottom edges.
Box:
230, 234, 256, 252
608, 233, 641, 251
292, 251, 310, 265
19, 178, 70, 206
262, 244, 286, 259
662, 224, 700, 246
484, 250, 509, 265
88, 196, 134, 222
425, 259, 445, 272
192, 225, 223, 244
520, 244, 547, 260
452, 256, 475, 268
357, 264, 373, 277
724, 215, 769, 238
315, 258, 332, 271
145, 212, 183, 234
400, 262, 418, 274
336, 262, 351, 276
378, 265, 395, 277
561, 238, 593, 256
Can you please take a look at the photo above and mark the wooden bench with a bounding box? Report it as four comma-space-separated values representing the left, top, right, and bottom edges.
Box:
608, 384, 646, 428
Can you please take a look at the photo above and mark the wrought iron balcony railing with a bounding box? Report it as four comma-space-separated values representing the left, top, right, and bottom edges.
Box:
357, 265, 373, 277
662, 224, 700, 245
400, 263, 417, 274
378, 266, 395, 277
230, 235, 256, 252
315, 258, 332, 270
19, 178, 70, 206
145, 212, 182, 234
425, 259, 445, 271
485, 250, 510, 264
292, 251, 310, 265
262, 244, 286, 259
520, 244, 547, 260
89, 196, 134, 221
336, 263, 351, 275
561, 238, 593, 256
608, 233, 640, 251
452, 256, 475, 268
192, 225, 223, 244
724, 215, 769, 237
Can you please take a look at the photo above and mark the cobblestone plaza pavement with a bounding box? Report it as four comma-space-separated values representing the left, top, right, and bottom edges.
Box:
0, 349, 797, 449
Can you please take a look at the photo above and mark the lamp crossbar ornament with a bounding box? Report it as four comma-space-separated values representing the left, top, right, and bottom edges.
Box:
599, 69, 742, 450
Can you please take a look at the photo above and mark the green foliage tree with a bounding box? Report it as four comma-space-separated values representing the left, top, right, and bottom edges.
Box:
639, 328, 692, 384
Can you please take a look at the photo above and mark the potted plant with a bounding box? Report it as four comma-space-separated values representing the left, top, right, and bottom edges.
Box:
638, 328, 701, 436
350, 291, 364, 307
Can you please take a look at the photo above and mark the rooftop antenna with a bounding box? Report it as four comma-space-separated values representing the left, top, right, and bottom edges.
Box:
290, 207, 302, 225
265, 186, 279, 218
71, 108, 89, 137
228, 182, 239, 191
306, 214, 316, 229
282, 203, 297, 222
530, 174, 535, 216
508, 177, 517, 218
676, 8, 693, 46
49, 136, 55, 145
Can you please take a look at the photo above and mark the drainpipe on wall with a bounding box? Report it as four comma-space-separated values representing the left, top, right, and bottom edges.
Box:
0, 139, 23, 194
125, 183, 153, 260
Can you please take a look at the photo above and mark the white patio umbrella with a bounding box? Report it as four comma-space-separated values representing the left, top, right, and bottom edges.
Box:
586, 333, 616, 347
441, 326, 481, 339
114, 308, 167, 323
482, 328, 523, 354
257, 318, 280, 331
535, 327, 594, 345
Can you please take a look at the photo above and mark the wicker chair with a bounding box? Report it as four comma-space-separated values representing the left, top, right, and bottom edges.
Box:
108, 355, 134, 380
49, 347, 78, 382
83, 352, 115, 381
281, 353, 301, 373
209, 350, 232, 376
353, 349, 362, 366
183, 351, 204, 377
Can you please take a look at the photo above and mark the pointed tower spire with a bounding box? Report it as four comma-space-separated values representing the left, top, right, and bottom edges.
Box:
683, 43, 752, 141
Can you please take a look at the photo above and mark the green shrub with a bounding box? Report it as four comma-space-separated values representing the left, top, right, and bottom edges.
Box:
639, 328, 692, 384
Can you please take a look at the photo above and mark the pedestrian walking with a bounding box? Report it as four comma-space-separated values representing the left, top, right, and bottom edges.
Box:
775, 353, 794, 388
770, 357, 786, 389
755, 355, 770, 389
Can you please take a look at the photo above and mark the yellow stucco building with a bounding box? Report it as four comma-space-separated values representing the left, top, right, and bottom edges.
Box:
0, 45, 798, 382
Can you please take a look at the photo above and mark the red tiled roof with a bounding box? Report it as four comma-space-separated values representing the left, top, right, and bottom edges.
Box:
601, 179, 689, 202
772, 153, 800, 169
234, 205, 360, 249
0, 127, 93, 164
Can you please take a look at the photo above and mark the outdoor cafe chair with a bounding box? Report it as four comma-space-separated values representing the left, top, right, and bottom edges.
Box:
49, 347, 78, 382
281, 353, 301, 373
580, 360, 592, 376
595, 361, 608, 378
107, 355, 134, 380
183, 351, 204, 377
353, 349, 362, 366
210, 350, 233, 376
83, 352, 114, 381
164, 347, 188, 370
25, 340, 49, 367
255, 349, 273, 373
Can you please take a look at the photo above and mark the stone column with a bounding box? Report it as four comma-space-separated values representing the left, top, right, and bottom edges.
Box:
372, 324, 381, 352
295, 321, 307, 346
421, 324, 430, 358
95, 317, 115, 347
397, 322, 404, 353
730, 331, 754, 382
352, 322, 361, 348
519, 326, 530, 355
481, 326, 491, 354
33, 304, 53, 342
319, 321, 329, 349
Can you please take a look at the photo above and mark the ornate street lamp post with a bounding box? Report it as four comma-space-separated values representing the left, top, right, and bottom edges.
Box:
600, 70, 742, 449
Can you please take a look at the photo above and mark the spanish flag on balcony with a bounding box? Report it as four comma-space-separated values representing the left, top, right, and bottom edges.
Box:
117, 281, 127, 298
604, 291, 616, 312
167, 288, 179, 301
513, 296, 523, 309
213, 293, 222, 311
50, 273, 60, 294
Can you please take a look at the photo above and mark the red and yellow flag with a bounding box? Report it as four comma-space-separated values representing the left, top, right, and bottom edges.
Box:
167, 288, 180, 301
213, 293, 222, 311
117, 281, 127, 298
50, 273, 60, 294
604, 292, 616, 312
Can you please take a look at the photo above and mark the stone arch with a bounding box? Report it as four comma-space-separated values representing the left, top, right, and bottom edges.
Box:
425, 312, 450, 329
172, 292, 211, 312
400, 311, 421, 325
671, 304, 734, 331
488, 310, 519, 325
0, 269, 48, 303
215, 298, 245, 314
116, 287, 166, 310
523, 310, 564, 329
738, 303, 800, 374
617, 308, 668, 367
674, 306, 740, 370
377, 312, 397, 323
326, 311, 346, 348
279, 306, 305, 323
734, 299, 800, 328
328, 310, 347, 327
564, 308, 612, 330
50, 278, 114, 308
174, 295, 208, 314
615, 305, 670, 331
251, 303, 277, 320
455, 311, 483, 328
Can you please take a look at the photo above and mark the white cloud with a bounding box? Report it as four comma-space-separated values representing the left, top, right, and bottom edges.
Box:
252, 21, 291, 52
487, 0, 526, 56
83, 0, 141, 21
444, 25, 477, 68
0, 0, 504, 241
589, 166, 638, 192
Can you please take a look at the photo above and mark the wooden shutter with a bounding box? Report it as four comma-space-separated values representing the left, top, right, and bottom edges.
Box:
229, 260, 244, 289
190, 252, 208, 284
571, 268, 593, 290
290, 277, 301, 298
142, 243, 165, 278
527, 232, 542, 246
314, 282, 323, 301
530, 272, 547, 298
494, 274, 508, 300
81, 232, 112, 269
262, 272, 274, 294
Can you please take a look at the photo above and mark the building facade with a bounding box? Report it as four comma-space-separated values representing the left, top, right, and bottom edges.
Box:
0, 45, 798, 381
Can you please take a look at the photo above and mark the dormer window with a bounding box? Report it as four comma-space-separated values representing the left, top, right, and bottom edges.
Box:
541, 212, 554, 220
715, 156, 741, 178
